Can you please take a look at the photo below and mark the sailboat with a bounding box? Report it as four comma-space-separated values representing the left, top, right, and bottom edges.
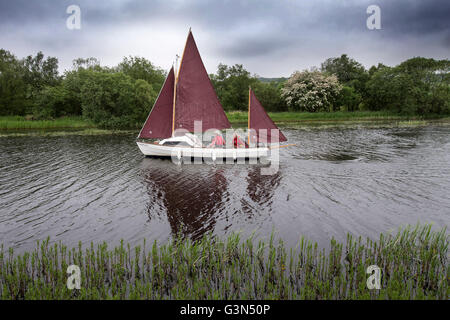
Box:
136, 30, 287, 159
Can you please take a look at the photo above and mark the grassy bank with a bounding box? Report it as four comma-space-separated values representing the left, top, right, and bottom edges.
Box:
2, 112, 449, 131
0, 129, 131, 138
0, 116, 93, 130
0, 224, 447, 300
226, 111, 450, 124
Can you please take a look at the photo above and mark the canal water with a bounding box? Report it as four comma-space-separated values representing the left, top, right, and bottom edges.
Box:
1, 125, 449, 252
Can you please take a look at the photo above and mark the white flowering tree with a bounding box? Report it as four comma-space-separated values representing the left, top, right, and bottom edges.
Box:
281, 70, 342, 112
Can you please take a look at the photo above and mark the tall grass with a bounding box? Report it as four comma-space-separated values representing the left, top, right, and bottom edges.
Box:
226, 111, 450, 124
1, 113, 448, 131
0, 129, 133, 138
0, 116, 93, 130
0, 224, 447, 300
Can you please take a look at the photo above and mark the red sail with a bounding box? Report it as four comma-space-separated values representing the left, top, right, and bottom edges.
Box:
249, 89, 287, 143
175, 31, 231, 133
138, 67, 175, 139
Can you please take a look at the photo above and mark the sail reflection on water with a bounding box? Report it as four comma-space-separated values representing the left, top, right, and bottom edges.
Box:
243, 166, 282, 215
140, 159, 284, 240
141, 158, 228, 240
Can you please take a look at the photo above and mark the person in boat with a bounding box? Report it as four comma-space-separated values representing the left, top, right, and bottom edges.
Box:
233, 133, 245, 148
207, 131, 225, 148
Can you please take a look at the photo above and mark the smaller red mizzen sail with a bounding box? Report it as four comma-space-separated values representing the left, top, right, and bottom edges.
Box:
249, 89, 287, 143
138, 67, 175, 139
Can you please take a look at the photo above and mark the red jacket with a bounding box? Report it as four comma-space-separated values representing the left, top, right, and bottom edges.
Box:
212, 135, 225, 146
233, 136, 244, 148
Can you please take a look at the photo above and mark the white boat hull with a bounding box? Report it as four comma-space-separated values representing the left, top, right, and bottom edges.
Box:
136, 142, 268, 159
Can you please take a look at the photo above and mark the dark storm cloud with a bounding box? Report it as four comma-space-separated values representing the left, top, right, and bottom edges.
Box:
0, 0, 57, 23
101, 0, 450, 54
2, 0, 447, 35
0, 0, 448, 75
381, 0, 450, 35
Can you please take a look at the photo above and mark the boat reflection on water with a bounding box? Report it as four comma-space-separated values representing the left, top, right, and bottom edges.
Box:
242, 166, 282, 215
140, 158, 283, 241
140, 158, 229, 240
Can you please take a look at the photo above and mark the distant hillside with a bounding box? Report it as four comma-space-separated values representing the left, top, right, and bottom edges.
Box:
258, 77, 288, 83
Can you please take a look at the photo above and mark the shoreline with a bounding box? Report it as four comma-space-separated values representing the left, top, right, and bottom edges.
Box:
1, 113, 449, 137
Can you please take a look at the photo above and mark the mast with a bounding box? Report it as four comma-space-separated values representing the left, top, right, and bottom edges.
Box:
171, 56, 179, 136
248, 86, 251, 144
172, 29, 190, 136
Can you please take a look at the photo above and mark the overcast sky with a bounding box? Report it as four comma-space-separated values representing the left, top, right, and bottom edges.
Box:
0, 0, 449, 77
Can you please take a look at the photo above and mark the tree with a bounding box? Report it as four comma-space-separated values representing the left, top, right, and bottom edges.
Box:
281, 70, 342, 112
22, 51, 60, 98
321, 54, 366, 84
3, 47, 448, 119
31, 56, 166, 123
72, 57, 101, 71
365, 65, 406, 112
365, 57, 450, 114
57, 58, 115, 118
210, 63, 288, 112
252, 81, 288, 112
80, 71, 157, 129
321, 54, 369, 106
335, 86, 361, 112
429, 82, 450, 114
34, 85, 70, 119
0, 49, 28, 115
134, 79, 157, 122
368, 63, 387, 77
211, 64, 258, 111
116, 56, 165, 92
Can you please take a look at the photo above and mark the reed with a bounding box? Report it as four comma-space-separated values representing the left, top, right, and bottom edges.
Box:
226, 111, 450, 124
0, 224, 447, 300
0, 116, 93, 130
1, 113, 449, 132
0, 128, 131, 138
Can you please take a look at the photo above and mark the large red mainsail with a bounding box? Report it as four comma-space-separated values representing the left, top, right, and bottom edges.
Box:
138, 67, 175, 139
249, 89, 287, 143
174, 31, 231, 133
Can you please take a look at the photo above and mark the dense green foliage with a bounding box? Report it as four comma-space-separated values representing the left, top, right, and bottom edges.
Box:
320, 55, 450, 114
365, 58, 450, 115
0, 50, 164, 129
0, 50, 60, 116
79, 72, 156, 129
210, 64, 287, 112
1, 48, 449, 129
0, 225, 447, 299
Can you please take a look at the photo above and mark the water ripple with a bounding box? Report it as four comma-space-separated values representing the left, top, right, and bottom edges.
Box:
0, 127, 449, 252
